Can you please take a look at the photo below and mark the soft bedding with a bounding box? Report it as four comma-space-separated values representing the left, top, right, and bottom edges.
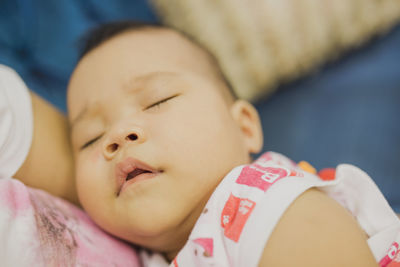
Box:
0, 178, 141, 266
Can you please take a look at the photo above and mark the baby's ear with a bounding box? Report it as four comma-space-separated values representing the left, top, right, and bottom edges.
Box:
230, 100, 263, 154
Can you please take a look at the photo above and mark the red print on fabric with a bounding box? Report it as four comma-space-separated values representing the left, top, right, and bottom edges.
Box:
221, 194, 256, 242
380, 242, 399, 267
256, 152, 273, 164
236, 164, 289, 192
388, 254, 400, 267
289, 170, 304, 177
256, 152, 297, 168
193, 238, 214, 257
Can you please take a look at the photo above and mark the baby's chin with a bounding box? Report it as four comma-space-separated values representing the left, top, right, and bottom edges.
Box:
96, 206, 194, 252
117, 220, 191, 254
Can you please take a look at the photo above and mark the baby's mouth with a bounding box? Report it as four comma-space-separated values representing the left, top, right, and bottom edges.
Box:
126, 168, 152, 181
115, 157, 159, 196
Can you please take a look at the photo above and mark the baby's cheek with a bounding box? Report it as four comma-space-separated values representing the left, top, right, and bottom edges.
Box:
90, 148, 103, 163
75, 157, 101, 205
75, 151, 102, 185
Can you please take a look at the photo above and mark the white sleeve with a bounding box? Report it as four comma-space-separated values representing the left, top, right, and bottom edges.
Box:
0, 65, 33, 179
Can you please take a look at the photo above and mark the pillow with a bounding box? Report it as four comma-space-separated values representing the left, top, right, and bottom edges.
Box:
0, 178, 141, 266
150, 0, 400, 100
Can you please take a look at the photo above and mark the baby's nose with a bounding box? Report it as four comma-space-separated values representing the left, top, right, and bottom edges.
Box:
103, 127, 145, 159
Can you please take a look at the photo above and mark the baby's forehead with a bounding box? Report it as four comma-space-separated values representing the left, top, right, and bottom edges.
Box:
96, 28, 224, 83
68, 28, 233, 119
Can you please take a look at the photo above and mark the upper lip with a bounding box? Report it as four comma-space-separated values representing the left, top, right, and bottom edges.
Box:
115, 157, 159, 195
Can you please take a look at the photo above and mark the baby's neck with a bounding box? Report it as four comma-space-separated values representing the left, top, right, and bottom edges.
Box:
162, 189, 214, 262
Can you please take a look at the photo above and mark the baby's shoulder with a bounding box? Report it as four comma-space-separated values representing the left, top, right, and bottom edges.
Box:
259, 188, 376, 266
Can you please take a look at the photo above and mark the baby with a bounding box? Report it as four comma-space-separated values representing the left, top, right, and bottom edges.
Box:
67, 21, 400, 266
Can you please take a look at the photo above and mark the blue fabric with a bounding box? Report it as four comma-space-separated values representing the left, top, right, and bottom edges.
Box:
0, 0, 158, 111
255, 25, 400, 212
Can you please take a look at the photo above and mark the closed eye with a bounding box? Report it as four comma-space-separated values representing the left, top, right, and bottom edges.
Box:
81, 135, 103, 150
145, 94, 180, 110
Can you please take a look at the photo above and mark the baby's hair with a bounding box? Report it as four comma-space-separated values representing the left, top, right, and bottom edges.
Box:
78, 21, 160, 60
78, 20, 237, 101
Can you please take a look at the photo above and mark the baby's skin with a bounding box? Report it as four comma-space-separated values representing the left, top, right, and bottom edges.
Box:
68, 27, 263, 260
67, 26, 377, 265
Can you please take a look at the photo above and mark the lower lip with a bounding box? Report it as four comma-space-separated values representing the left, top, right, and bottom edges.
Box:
119, 172, 158, 195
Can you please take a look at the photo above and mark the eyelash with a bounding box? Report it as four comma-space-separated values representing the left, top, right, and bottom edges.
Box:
80, 135, 103, 150
80, 95, 179, 150
145, 94, 179, 110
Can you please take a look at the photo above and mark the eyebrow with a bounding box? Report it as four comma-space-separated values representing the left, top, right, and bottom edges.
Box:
70, 71, 180, 130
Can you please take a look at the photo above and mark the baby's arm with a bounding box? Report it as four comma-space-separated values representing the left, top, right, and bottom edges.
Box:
14, 91, 79, 205
258, 188, 377, 267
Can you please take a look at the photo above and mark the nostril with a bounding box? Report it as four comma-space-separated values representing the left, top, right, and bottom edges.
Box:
107, 143, 119, 153
126, 134, 138, 141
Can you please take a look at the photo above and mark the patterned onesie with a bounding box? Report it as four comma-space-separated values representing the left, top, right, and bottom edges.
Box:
141, 152, 400, 267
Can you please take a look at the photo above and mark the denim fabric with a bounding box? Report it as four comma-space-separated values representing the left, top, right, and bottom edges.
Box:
0, 0, 158, 111
255, 25, 400, 212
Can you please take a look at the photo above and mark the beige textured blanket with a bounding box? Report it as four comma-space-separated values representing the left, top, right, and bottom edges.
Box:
151, 0, 400, 101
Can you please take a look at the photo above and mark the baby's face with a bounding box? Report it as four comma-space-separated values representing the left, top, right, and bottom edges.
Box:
68, 28, 259, 252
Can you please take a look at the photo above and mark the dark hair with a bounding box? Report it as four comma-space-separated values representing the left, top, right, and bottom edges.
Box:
78, 20, 161, 59
78, 20, 237, 99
